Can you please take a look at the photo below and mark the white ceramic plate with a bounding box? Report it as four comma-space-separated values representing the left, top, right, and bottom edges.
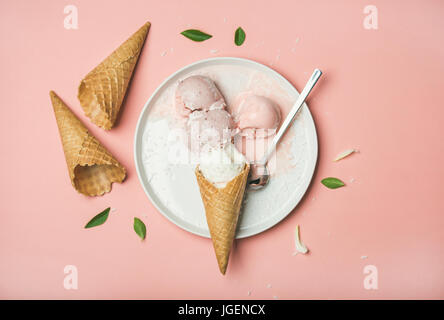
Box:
134, 57, 318, 238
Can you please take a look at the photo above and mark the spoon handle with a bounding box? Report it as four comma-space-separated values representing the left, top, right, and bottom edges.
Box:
260, 68, 322, 165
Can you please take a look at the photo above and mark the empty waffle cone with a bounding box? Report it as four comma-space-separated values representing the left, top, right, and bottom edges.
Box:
50, 91, 126, 196
78, 21, 151, 130
195, 164, 250, 275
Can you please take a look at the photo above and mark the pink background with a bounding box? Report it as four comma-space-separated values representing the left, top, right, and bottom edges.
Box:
1, 0, 443, 299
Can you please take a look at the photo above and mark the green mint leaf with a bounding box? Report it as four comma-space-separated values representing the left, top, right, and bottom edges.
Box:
234, 27, 246, 46
84, 207, 110, 229
321, 177, 345, 189
180, 29, 212, 42
133, 217, 146, 240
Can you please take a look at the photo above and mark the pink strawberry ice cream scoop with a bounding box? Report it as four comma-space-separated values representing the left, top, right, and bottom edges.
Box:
188, 109, 233, 149
175, 75, 226, 116
234, 95, 281, 138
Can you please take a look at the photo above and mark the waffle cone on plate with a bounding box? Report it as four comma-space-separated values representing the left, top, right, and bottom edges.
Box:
78, 21, 151, 130
50, 91, 126, 196
195, 164, 250, 275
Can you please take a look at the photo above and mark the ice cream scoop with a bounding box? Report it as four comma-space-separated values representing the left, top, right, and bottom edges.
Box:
199, 143, 246, 188
188, 109, 233, 149
234, 95, 281, 138
175, 75, 226, 116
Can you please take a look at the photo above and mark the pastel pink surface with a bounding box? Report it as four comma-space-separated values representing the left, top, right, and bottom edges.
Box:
0, 0, 443, 299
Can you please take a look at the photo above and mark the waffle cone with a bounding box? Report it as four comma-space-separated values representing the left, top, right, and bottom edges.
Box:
50, 91, 126, 196
78, 21, 151, 130
195, 164, 250, 275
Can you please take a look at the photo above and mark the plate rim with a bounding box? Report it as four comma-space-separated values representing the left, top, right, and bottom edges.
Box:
134, 56, 318, 239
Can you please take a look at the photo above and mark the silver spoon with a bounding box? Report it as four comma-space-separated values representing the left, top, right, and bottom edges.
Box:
248, 68, 322, 190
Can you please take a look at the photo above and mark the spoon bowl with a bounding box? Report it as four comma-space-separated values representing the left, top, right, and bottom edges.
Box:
248, 163, 269, 190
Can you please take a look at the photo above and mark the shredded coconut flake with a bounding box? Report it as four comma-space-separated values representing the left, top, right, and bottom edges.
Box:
295, 225, 308, 254
333, 148, 358, 161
